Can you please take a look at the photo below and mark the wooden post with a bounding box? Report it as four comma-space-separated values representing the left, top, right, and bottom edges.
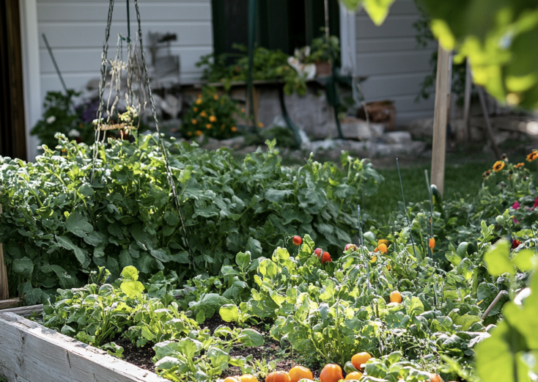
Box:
477, 86, 502, 159
431, 45, 452, 196
0, 204, 9, 300
463, 60, 472, 143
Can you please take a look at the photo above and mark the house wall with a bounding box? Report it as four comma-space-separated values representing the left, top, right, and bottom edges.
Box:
37, 0, 212, 101
353, 0, 437, 126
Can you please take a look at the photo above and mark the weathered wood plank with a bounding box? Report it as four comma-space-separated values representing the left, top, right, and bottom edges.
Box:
0, 298, 19, 310
0, 312, 166, 382
0, 204, 9, 300
0, 304, 40, 317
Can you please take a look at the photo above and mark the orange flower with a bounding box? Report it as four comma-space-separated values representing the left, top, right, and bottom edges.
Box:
527, 151, 538, 162
206, 124, 212, 129
196, 130, 202, 136
493, 161, 505, 172
514, 163, 524, 169
187, 131, 192, 136
231, 126, 237, 132
258, 122, 264, 128
191, 119, 197, 125
197, 93, 202, 98
429, 237, 435, 250
193, 107, 198, 112
378, 243, 387, 253
213, 94, 219, 100
209, 115, 217, 122
196, 99, 202, 105
200, 111, 207, 117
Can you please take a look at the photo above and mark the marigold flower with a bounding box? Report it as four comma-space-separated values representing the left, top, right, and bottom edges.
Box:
378, 239, 388, 246
187, 131, 192, 136
191, 119, 197, 125
512, 239, 521, 249
429, 238, 435, 250
377, 243, 387, 253
209, 115, 217, 122
214, 94, 219, 100
231, 126, 237, 132
527, 151, 538, 162
206, 124, 212, 129
493, 161, 505, 172
258, 122, 264, 128
514, 163, 524, 169
196, 130, 203, 136
196, 99, 202, 105
200, 111, 207, 118
193, 107, 198, 112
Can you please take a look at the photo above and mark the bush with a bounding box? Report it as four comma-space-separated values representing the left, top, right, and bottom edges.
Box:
0, 135, 382, 303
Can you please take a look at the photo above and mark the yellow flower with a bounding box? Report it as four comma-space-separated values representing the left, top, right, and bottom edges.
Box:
371, 256, 377, 263
378, 239, 388, 246
213, 94, 219, 100
527, 151, 538, 162
514, 163, 524, 169
386, 264, 392, 271
241, 108, 245, 113
231, 126, 237, 132
191, 119, 197, 125
493, 161, 505, 172
193, 107, 198, 112
258, 122, 264, 128
196, 99, 202, 105
206, 124, 212, 129
200, 111, 207, 118
209, 115, 217, 122
195, 130, 203, 136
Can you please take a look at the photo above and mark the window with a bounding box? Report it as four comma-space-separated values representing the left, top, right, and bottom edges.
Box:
211, 0, 340, 57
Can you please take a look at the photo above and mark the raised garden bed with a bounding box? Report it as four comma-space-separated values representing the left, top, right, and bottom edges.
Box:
0, 306, 166, 382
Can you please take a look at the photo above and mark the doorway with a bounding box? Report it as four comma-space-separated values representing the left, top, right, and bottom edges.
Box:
0, 0, 27, 160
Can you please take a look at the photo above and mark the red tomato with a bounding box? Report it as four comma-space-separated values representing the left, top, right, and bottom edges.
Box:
321, 252, 332, 264
345, 244, 358, 251
292, 236, 302, 246
314, 248, 323, 257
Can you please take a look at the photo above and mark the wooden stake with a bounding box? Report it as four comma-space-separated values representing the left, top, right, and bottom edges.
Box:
0, 204, 9, 300
477, 86, 502, 159
463, 60, 472, 143
431, 45, 452, 196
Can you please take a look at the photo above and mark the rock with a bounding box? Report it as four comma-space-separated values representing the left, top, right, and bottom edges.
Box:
406, 118, 434, 139
382, 131, 413, 144
366, 140, 427, 157
311, 139, 337, 152
332, 118, 386, 140
202, 136, 245, 150
299, 130, 311, 151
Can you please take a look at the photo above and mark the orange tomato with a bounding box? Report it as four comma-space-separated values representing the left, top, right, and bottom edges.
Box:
430, 374, 444, 382
320, 364, 343, 382
293, 236, 303, 246
345, 371, 363, 380
224, 378, 241, 382
351, 352, 372, 370
266, 371, 291, 382
390, 291, 402, 304
429, 238, 435, 250
289, 366, 313, 382
240, 375, 259, 382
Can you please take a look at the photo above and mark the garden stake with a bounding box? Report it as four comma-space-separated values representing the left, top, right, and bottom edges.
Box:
425, 170, 434, 257
396, 158, 418, 259
481, 290, 508, 319
358, 206, 372, 290
42, 34, 68, 95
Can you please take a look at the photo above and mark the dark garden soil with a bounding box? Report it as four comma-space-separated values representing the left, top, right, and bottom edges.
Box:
111, 315, 323, 378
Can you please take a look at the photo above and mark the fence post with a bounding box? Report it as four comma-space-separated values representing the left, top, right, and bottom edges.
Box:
0, 204, 9, 300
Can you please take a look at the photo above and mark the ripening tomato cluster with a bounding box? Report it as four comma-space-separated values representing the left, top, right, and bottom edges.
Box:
292, 236, 332, 264
225, 353, 443, 382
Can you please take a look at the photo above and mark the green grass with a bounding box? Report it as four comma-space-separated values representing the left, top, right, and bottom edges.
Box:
362, 161, 488, 223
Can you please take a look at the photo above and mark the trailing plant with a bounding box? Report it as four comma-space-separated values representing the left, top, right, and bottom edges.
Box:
196, 45, 308, 96
0, 135, 381, 303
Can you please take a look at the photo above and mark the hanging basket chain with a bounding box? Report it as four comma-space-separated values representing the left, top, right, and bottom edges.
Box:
133, 0, 193, 265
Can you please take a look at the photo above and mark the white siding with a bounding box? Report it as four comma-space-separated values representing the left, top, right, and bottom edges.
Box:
37, 0, 212, 101
354, 0, 436, 125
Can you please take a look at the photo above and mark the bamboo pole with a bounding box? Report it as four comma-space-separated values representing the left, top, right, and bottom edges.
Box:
463, 60, 472, 143
431, 45, 452, 196
0, 205, 9, 300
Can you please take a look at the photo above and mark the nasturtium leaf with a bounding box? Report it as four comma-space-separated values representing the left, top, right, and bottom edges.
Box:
66, 211, 93, 237
235, 251, 251, 270
220, 304, 240, 322
238, 329, 264, 347
55, 235, 87, 266
511, 249, 535, 272
245, 237, 262, 258
122, 265, 139, 281
13, 257, 33, 277
265, 188, 294, 202
177, 338, 199, 359
120, 280, 145, 299
78, 183, 94, 197
319, 279, 336, 301
484, 239, 515, 276
164, 211, 179, 226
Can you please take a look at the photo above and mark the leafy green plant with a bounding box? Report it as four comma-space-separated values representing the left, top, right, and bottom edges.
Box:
181, 87, 244, 140
31, 90, 95, 149
0, 135, 380, 303
306, 33, 341, 65
197, 45, 308, 95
